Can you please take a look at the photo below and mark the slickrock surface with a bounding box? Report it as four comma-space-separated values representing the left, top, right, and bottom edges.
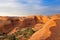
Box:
46, 18, 60, 40
28, 17, 57, 40
0, 14, 60, 40
42, 16, 50, 23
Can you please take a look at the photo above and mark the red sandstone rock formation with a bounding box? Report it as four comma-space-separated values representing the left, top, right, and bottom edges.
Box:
42, 16, 50, 23
46, 15, 60, 40
0, 14, 59, 39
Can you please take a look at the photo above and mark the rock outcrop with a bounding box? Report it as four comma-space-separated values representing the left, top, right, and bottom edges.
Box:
42, 16, 50, 23
29, 17, 57, 40
46, 17, 60, 40
0, 14, 60, 39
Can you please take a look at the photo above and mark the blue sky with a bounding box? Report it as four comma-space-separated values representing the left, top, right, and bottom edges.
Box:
42, 0, 60, 6
0, 0, 60, 16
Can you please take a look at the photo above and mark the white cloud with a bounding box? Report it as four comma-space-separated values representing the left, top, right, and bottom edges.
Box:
0, 0, 59, 16
0, 0, 45, 16
0, 0, 22, 16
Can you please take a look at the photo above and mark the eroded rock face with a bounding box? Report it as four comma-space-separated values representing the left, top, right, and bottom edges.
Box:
0, 17, 13, 33
46, 19, 60, 40
0, 14, 60, 36
51, 14, 60, 19
23, 18, 36, 27
28, 17, 57, 40
42, 16, 50, 23
23, 16, 43, 28
32, 23, 43, 31
34, 16, 43, 23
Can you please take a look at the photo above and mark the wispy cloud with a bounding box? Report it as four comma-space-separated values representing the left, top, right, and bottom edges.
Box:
0, 0, 59, 16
